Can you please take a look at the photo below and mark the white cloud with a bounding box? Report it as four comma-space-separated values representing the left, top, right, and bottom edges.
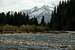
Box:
0, 0, 65, 12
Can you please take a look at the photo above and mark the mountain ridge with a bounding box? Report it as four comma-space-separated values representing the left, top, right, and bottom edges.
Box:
21, 5, 53, 23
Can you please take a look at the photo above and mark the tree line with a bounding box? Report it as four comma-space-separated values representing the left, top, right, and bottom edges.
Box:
50, 0, 75, 30
0, 12, 46, 26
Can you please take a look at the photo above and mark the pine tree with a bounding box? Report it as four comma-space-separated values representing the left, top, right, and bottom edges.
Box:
33, 17, 38, 25
41, 16, 45, 26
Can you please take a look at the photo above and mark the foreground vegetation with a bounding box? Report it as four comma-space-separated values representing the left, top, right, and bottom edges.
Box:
0, 24, 50, 33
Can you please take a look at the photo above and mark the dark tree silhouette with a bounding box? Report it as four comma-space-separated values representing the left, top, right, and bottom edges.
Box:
50, 0, 75, 30
0, 11, 39, 26
40, 16, 45, 26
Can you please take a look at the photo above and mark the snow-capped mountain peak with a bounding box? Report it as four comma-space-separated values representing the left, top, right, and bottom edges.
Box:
21, 5, 53, 23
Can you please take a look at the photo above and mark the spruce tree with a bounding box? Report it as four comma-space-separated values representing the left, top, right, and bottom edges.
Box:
41, 16, 45, 26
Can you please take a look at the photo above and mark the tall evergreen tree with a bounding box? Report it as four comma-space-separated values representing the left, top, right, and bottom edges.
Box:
41, 16, 45, 26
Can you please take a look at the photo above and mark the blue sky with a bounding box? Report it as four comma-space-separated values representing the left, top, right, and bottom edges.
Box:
0, 0, 66, 12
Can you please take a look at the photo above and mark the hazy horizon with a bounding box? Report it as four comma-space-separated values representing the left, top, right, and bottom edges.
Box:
0, 0, 67, 12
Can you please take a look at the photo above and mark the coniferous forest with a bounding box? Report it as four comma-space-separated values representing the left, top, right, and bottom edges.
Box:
0, 12, 39, 26
0, 11, 48, 26
50, 0, 75, 31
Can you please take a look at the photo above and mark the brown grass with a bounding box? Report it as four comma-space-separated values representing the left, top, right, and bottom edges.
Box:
0, 24, 50, 34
